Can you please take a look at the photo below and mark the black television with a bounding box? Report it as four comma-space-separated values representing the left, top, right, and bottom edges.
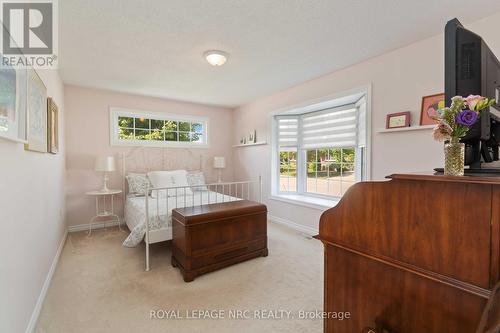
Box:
444, 18, 500, 172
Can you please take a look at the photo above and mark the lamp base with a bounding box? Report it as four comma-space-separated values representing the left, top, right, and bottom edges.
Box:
100, 173, 110, 192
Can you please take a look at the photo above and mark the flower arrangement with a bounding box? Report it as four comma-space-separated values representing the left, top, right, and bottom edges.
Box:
431, 95, 496, 141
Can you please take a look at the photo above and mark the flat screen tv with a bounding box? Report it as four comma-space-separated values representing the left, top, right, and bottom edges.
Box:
444, 18, 500, 172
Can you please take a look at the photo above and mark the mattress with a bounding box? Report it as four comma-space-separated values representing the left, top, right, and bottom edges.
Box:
123, 191, 240, 247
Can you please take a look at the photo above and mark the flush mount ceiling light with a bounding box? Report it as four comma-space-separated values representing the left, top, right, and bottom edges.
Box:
204, 50, 228, 66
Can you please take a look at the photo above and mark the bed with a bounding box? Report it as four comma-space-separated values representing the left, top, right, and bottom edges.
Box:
121, 147, 262, 271
123, 190, 241, 247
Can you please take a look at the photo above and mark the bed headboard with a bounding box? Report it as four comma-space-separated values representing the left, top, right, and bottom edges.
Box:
121, 147, 203, 196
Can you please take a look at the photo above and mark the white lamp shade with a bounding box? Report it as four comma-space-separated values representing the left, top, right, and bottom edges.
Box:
213, 156, 226, 169
95, 156, 116, 172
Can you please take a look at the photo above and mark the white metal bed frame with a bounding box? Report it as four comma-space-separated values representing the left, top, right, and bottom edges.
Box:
121, 147, 262, 271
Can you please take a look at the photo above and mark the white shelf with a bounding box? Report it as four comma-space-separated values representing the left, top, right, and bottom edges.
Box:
232, 141, 267, 148
377, 125, 434, 133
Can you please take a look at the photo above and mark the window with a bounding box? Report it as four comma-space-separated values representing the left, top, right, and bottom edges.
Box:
110, 108, 208, 147
280, 149, 297, 192
274, 94, 368, 200
306, 148, 355, 197
278, 117, 298, 192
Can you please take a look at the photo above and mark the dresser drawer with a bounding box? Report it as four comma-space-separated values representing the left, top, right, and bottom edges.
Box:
189, 238, 267, 270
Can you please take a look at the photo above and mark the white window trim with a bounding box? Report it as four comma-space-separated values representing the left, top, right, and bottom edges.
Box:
109, 107, 210, 148
270, 85, 372, 201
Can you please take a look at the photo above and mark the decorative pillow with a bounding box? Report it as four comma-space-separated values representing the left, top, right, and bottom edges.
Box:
147, 170, 193, 198
126, 173, 151, 196
187, 171, 208, 191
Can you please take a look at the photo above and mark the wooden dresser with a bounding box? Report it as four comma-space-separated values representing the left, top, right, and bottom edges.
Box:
171, 200, 268, 282
317, 173, 500, 332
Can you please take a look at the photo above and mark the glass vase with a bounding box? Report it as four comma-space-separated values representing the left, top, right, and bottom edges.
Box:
444, 137, 465, 176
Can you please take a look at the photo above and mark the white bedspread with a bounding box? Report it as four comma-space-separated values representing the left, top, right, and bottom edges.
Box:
123, 191, 240, 247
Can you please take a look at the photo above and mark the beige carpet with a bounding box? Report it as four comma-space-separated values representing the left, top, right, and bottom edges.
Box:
36, 223, 323, 333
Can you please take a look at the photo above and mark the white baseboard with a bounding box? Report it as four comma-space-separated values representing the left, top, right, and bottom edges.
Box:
68, 220, 122, 233
268, 214, 318, 236
25, 230, 68, 333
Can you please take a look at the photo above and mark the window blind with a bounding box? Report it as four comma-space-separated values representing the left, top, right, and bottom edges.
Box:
277, 117, 299, 148
301, 107, 358, 149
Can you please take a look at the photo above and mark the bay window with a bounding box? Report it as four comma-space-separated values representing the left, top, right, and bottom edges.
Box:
274, 94, 368, 201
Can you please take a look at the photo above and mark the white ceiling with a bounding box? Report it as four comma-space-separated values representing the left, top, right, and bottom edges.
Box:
60, 0, 500, 108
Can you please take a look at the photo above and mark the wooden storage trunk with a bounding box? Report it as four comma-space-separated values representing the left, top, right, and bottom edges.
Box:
171, 200, 268, 282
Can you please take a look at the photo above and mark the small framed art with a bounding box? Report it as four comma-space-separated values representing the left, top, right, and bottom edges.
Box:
25, 68, 47, 152
420, 93, 445, 125
0, 63, 27, 143
386, 112, 410, 129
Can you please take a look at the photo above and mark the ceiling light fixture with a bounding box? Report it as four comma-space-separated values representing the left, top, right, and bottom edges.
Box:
204, 50, 228, 66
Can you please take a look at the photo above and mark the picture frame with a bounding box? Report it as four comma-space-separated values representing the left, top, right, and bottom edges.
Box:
25, 69, 48, 152
47, 97, 59, 154
0, 62, 27, 143
386, 111, 411, 129
420, 93, 445, 125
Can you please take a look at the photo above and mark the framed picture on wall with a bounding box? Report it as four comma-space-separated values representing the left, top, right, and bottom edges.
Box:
386, 112, 410, 129
0, 61, 27, 143
25, 69, 48, 152
420, 93, 445, 125
47, 97, 59, 154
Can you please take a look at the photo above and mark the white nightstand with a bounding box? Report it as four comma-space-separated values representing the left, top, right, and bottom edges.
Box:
85, 189, 122, 235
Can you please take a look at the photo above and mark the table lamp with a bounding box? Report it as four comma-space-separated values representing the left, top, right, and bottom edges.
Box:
213, 156, 226, 183
95, 156, 116, 192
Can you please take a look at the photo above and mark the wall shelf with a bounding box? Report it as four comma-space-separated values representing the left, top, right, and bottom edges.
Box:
377, 125, 434, 133
232, 141, 267, 148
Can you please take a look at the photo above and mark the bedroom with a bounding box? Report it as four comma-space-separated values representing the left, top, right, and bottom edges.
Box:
2, 1, 500, 332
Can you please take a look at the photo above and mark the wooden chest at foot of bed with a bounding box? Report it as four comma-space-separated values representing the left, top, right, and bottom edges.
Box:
171, 200, 268, 282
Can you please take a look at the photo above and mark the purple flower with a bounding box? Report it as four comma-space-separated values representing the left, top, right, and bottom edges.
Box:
456, 109, 478, 126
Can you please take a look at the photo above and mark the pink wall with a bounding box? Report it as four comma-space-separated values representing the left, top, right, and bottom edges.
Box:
232, 12, 500, 232
64, 85, 234, 227
0, 70, 65, 332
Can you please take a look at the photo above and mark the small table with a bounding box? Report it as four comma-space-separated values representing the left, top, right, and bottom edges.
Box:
85, 189, 122, 235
